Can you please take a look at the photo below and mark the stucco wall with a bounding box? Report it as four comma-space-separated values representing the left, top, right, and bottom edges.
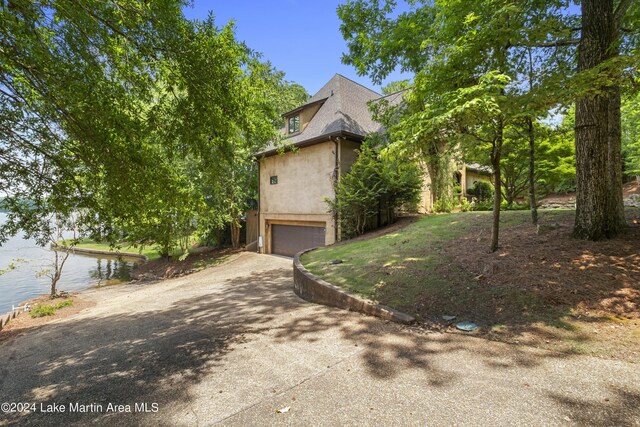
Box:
419, 172, 433, 213
339, 139, 361, 176
258, 140, 337, 253
465, 169, 491, 192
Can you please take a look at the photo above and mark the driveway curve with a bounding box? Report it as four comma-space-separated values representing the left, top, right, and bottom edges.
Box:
0, 252, 638, 426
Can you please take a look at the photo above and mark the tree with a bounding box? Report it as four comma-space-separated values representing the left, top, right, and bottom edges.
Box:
340, 0, 570, 251
465, 120, 576, 207
382, 80, 410, 95
572, 0, 633, 240
0, 3, 298, 260
339, 0, 639, 243
328, 139, 421, 238
622, 93, 640, 179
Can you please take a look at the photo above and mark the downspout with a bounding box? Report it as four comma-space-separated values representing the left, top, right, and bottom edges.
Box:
256, 157, 261, 253
332, 137, 340, 243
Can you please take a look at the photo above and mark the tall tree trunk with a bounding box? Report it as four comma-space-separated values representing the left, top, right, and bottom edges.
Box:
230, 220, 241, 249
527, 117, 538, 225
573, 0, 614, 240
490, 119, 504, 252
605, 52, 626, 236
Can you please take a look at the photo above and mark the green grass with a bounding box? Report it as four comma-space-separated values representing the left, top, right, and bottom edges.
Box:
30, 299, 73, 318
302, 210, 569, 315
61, 238, 162, 261
303, 212, 488, 304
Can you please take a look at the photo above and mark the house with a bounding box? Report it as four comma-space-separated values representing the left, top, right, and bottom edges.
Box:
255, 74, 489, 257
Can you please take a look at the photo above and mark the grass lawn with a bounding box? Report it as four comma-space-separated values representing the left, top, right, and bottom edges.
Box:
302, 209, 640, 361
64, 238, 164, 261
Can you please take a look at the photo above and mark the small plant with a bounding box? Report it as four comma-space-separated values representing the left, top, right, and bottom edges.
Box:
30, 299, 73, 318
458, 197, 473, 212
433, 196, 456, 213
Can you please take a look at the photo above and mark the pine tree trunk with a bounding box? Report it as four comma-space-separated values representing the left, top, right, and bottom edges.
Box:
527, 117, 538, 225
605, 56, 626, 236
573, 0, 614, 240
490, 120, 504, 253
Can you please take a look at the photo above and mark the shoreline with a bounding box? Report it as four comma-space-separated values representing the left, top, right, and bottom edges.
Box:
51, 244, 148, 261
1, 247, 244, 334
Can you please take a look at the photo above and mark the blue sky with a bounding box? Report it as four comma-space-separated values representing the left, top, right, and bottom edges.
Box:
182, 1, 411, 96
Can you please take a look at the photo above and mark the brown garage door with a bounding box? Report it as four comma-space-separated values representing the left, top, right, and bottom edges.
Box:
271, 224, 325, 257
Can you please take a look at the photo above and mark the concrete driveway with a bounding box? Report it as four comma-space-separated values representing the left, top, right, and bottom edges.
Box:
0, 252, 638, 426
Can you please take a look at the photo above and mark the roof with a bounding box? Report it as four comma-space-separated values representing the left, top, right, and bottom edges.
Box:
466, 163, 492, 174
258, 74, 384, 156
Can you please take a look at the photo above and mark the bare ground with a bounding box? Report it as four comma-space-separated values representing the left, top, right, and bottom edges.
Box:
442, 209, 640, 362
0, 294, 95, 344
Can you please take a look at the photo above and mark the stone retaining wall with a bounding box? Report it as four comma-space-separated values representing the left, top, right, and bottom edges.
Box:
293, 249, 415, 325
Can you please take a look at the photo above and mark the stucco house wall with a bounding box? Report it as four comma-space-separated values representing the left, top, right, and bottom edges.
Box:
339, 139, 360, 177
258, 140, 338, 254
462, 168, 492, 193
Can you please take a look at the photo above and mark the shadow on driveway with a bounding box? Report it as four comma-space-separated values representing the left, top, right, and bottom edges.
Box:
0, 262, 638, 426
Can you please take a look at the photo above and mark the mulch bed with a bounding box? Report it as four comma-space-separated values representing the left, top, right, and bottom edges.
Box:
443, 209, 640, 361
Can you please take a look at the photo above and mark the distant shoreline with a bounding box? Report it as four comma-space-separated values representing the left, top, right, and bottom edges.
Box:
51, 244, 148, 261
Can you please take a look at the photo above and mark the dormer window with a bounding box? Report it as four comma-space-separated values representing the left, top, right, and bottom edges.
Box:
288, 115, 300, 134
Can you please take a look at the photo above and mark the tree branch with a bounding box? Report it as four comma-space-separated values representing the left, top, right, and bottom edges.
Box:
614, 0, 633, 24
531, 39, 580, 48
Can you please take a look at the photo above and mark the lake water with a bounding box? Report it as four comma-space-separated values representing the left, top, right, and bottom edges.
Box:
0, 213, 140, 314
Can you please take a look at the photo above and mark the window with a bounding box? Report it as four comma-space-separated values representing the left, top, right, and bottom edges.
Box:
288, 115, 300, 134
270, 176, 278, 185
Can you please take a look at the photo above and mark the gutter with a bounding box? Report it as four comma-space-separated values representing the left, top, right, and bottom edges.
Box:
256, 130, 365, 159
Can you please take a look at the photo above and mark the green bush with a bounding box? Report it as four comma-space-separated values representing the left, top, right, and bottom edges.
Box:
30, 299, 73, 318
471, 200, 494, 211
433, 197, 456, 213
328, 141, 422, 238
458, 197, 473, 212
467, 180, 493, 202
502, 201, 530, 211
553, 178, 576, 194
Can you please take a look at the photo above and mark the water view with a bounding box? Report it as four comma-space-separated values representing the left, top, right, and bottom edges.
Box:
0, 213, 140, 314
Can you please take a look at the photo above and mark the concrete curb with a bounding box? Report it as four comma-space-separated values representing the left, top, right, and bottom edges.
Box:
293, 249, 416, 325
52, 245, 148, 261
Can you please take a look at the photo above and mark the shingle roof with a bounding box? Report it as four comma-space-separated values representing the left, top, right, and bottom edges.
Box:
258, 74, 384, 156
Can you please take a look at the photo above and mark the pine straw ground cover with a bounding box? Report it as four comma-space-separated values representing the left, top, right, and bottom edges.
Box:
302, 209, 640, 362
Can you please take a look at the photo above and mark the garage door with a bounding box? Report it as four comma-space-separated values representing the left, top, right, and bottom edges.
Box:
271, 224, 325, 257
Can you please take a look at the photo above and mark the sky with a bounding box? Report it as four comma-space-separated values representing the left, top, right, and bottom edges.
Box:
182, 0, 411, 96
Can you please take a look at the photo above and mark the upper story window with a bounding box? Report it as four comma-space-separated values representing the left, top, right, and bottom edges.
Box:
288, 115, 300, 134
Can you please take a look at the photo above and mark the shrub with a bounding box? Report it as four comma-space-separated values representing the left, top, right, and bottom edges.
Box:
30, 299, 73, 318
470, 200, 494, 211
328, 141, 422, 238
458, 197, 473, 212
502, 201, 530, 211
433, 197, 456, 213
467, 180, 493, 202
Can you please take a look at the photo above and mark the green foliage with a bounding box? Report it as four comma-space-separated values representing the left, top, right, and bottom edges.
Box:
470, 200, 494, 212
502, 201, 531, 211
328, 139, 422, 238
337, 0, 639, 246
381, 80, 410, 95
433, 197, 456, 213
458, 197, 473, 212
622, 93, 640, 177
466, 180, 493, 202
30, 299, 73, 318
0, 3, 306, 256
